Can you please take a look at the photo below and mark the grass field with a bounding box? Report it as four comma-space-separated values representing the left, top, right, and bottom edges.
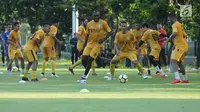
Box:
0, 61, 200, 112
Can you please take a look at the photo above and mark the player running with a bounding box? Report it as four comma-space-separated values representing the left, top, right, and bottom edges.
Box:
68, 18, 97, 76
138, 23, 167, 78
7, 22, 25, 75
78, 11, 112, 82
22, 23, 50, 82
41, 20, 63, 78
163, 14, 189, 84
109, 21, 148, 80
132, 23, 151, 75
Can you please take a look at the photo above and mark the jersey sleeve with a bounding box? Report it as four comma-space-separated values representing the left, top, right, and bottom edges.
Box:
141, 31, 149, 42
172, 24, 178, 33
131, 32, 136, 43
35, 31, 44, 40
114, 32, 119, 44
103, 21, 111, 33
155, 30, 161, 35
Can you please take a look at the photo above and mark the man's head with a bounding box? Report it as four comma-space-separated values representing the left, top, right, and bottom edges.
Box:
80, 18, 88, 27
141, 23, 149, 31
7, 24, 12, 32
93, 11, 100, 22
13, 22, 20, 31
168, 13, 177, 23
135, 23, 141, 30
120, 21, 127, 32
42, 23, 50, 33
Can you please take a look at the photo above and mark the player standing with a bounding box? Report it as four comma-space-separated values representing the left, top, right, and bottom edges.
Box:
22, 24, 50, 81
132, 23, 151, 75
109, 21, 148, 80
7, 22, 24, 75
79, 11, 112, 81
68, 18, 97, 76
138, 23, 167, 78
41, 20, 62, 78
163, 14, 189, 84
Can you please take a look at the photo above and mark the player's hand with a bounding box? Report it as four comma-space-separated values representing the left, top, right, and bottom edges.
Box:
98, 39, 104, 44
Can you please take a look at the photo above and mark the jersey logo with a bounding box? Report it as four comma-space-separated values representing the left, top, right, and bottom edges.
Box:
152, 32, 158, 41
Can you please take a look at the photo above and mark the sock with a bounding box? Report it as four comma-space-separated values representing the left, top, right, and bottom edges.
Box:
92, 61, 96, 74
24, 69, 29, 78
156, 66, 160, 72
136, 63, 144, 75
32, 70, 37, 79
110, 64, 115, 77
174, 71, 180, 80
42, 61, 47, 74
70, 59, 82, 69
51, 60, 56, 74
21, 69, 24, 74
182, 75, 188, 80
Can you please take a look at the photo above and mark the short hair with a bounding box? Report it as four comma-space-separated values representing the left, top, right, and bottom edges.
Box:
42, 23, 50, 27
13, 22, 20, 27
142, 23, 148, 28
80, 18, 87, 22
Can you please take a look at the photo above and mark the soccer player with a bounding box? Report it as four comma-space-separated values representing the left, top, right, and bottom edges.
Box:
157, 24, 169, 72
22, 24, 50, 81
7, 22, 24, 75
138, 23, 167, 78
79, 11, 112, 81
132, 23, 151, 75
41, 20, 62, 78
109, 21, 147, 80
4, 25, 20, 69
68, 18, 97, 76
163, 14, 189, 84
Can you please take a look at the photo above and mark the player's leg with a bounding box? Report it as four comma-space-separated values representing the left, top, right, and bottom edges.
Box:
15, 50, 25, 74
41, 47, 48, 77
110, 55, 121, 79
2, 46, 5, 66
177, 57, 189, 83
91, 61, 97, 76
31, 60, 39, 82
7, 48, 15, 74
80, 45, 101, 80
170, 48, 186, 84
22, 61, 33, 81
14, 58, 20, 72
81, 46, 91, 68
49, 47, 58, 77
68, 48, 83, 75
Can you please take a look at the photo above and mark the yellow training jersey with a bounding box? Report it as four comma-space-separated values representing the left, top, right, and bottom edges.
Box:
43, 25, 57, 47
114, 31, 136, 52
77, 25, 87, 49
141, 29, 161, 50
86, 19, 111, 47
8, 30, 21, 50
24, 29, 45, 51
172, 21, 188, 51
132, 29, 146, 48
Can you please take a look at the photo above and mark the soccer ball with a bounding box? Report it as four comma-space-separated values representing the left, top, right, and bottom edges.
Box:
12, 66, 18, 72
118, 74, 128, 83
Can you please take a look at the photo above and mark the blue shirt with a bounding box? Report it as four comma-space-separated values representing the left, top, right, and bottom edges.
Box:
4, 31, 10, 47
70, 37, 78, 48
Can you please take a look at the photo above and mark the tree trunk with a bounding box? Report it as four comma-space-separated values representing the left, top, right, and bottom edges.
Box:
196, 31, 200, 68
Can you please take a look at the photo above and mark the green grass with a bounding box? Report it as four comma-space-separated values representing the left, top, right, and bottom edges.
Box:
0, 61, 200, 112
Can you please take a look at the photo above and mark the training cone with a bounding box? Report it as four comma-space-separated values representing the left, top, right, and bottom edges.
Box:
42, 78, 47, 81
79, 89, 90, 93
19, 80, 26, 84
20, 75, 24, 77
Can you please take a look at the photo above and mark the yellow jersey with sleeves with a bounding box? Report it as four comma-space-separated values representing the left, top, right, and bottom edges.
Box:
132, 29, 146, 48
114, 31, 136, 52
43, 25, 57, 47
24, 29, 45, 52
86, 19, 111, 48
141, 29, 161, 50
172, 21, 188, 51
8, 30, 21, 50
77, 25, 86, 50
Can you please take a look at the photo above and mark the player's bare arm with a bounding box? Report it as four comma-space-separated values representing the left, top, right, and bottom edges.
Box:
8, 40, 19, 48
114, 44, 120, 56
83, 34, 89, 49
163, 32, 177, 47
98, 31, 113, 44
76, 33, 84, 43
